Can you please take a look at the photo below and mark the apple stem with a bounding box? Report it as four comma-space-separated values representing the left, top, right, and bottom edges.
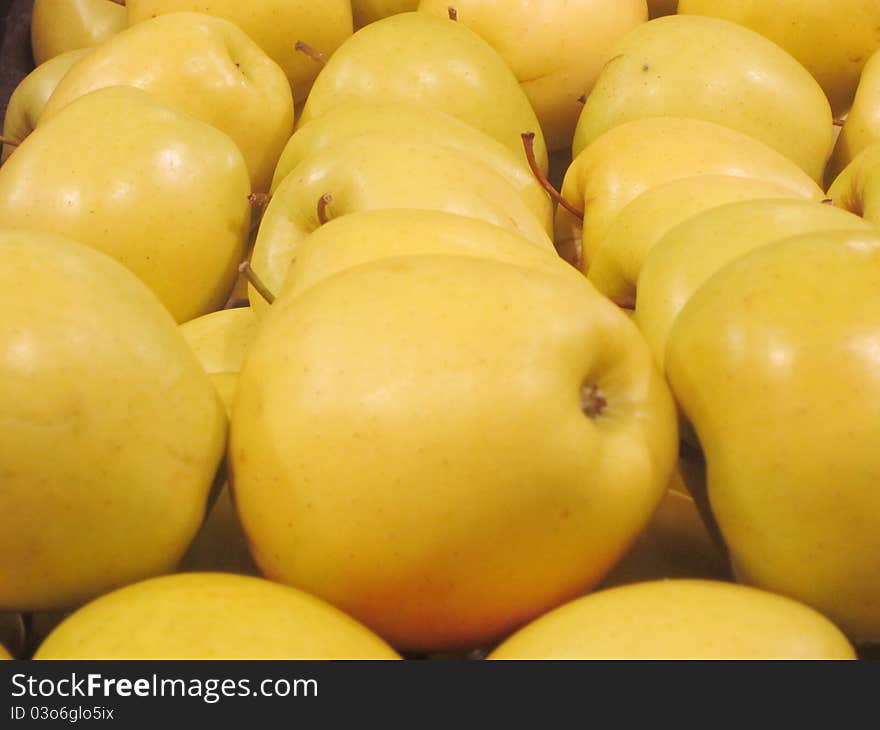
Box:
833, 117, 845, 127
448, 6, 458, 20
238, 261, 276, 305
576, 94, 587, 105
295, 40, 327, 67
317, 193, 334, 225
0, 135, 19, 147
521, 132, 584, 223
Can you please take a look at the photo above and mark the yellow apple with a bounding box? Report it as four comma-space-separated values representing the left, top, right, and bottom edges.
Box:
666, 229, 880, 642
488, 580, 855, 659
30, 0, 126, 65
678, 0, 880, 117
1, 49, 89, 162
0, 229, 225, 612
125, 0, 353, 105
0, 86, 251, 323
587, 175, 805, 307
574, 15, 833, 182
636, 199, 873, 371
41, 11, 294, 193
352, 0, 418, 28
556, 117, 824, 273
231, 255, 677, 651
418, 0, 648, 151
830, 50, 880, 183
828, 141, 880, 228
298, 12, 548, 173
34, 573, 399, 659
250, 133, 555, 315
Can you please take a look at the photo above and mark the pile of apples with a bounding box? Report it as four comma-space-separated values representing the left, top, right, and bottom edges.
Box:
1, 0, 879, 661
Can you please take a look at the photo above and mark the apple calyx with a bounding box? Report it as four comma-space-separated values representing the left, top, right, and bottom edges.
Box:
580, 383, 607, 419
294, 40, 327, 67
317, 194, 334, 226
448, 6, 458, 21
238, 261, 276, 305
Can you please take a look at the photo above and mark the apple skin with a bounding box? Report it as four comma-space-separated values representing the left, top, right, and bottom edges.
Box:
33, 574, 400, 659
31, 0, 126, 65
231, 254, 677, 652
352, 0, 418, 28
829, 50, 880, 183
0, 229, 226, 612
677, 0, 880, 117
298, 12, 548, 174
0, 86, 251, 324
574, 15, 833, 183
827, 141, 880, 228
1, 49, 90, 163
41, 11, 294, 193
417, 0, 648, 151
125, 0, 353, 105
666, 229, 880, 643
488, 580, 855, 659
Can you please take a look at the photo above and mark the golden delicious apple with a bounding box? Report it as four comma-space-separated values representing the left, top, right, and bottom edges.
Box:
0, 229, 225, 612
30, 0, 126, 65
0, 86, 251, 323
298, 12, 548, 173
666, 230, 880, 642
352, 0, 418, 28
250, 133, 555, 315
0, 645, 10, 660
1, 49, 89, 162
231, 255, 678, 651
827, 141, 880, 228
125, 0, 353, 105
34, 574, 399, 659
587, 175, 805, 308
40, 11, 294, 193
556, 117, 824, 273
678, 0, 880, 117
636, 199, 873, 371
488, 580, 855, 659
829, 50, 880, 182
574, 15, 833, 182
418, 0, 648, 151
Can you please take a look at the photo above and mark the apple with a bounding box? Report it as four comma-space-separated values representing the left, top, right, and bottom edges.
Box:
555, 116, 824, 273
34, 574, 400, 659
0, 229, 225, 612
574, 15, 833, 183
677, 0, 880, 117
635, 198, 873, 371
125, 0, 353, 105
30, 0, 126, 65
417, 0, 648, 151
230, 254, 677, 651
1, 49, 90, 163
0, 86, 251, 323
827, 141, 880, 228
298, 12, 549, 174
829, 50, 880, 182
40, 11, 294, 193
666, 229, 880, 642
586, 175, 806, 308
352, 0, 418, 28
488, 580, 855, 659
249, 132, 555, 315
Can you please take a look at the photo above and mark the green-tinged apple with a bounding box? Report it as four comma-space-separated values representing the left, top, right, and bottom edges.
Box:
0, 86, 251, 323
677, 0, 880, 117
271, 103, 553, 234
488, 581, 855, 659
1, 49, 89, 162
556, 117, 824, 273
230, 255, 678, 651
41, 12, 293, 192
250, 133, 555, 315
0, 229, 225, 612
828, 141, 880, 228
574, 15, 832, 182
352, 0, 417, 28
125, 0, 353, 105
30, 0, 126, 65
829, 49, 880, 180
636, 199, 872, 371
34, 574, 400, 659
298, 12, 548, 173
587, 175, 805, 307
418, 0, 648, 151
666, 229, 880, 642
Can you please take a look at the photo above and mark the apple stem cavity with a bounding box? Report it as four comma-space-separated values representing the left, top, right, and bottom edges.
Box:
448, 6, 458, 20
295, 40, 327, 67
317, 193, 334, 226
580, 384, 607, 419
238, 261, 276, 305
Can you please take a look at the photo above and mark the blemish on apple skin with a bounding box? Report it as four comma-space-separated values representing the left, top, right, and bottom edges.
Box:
642, 64, 650, 73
